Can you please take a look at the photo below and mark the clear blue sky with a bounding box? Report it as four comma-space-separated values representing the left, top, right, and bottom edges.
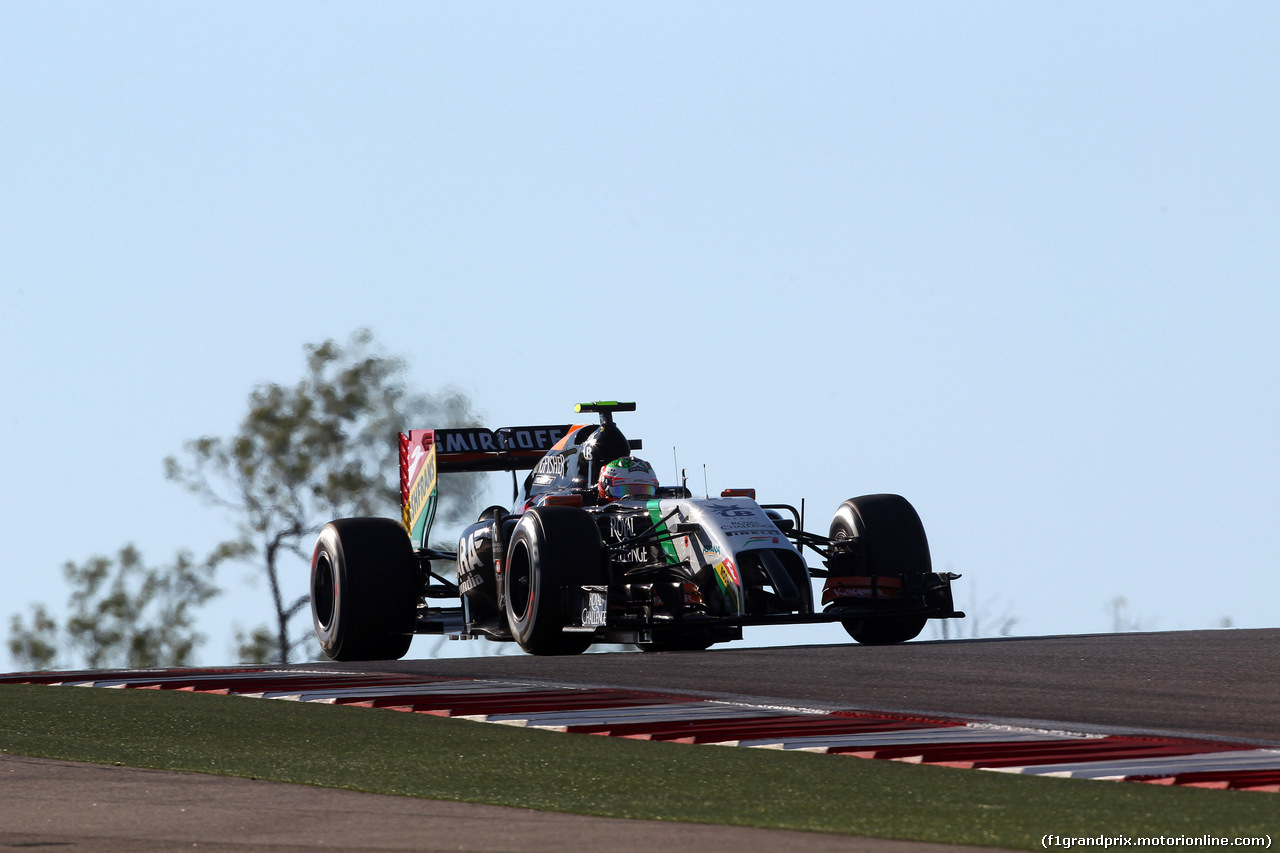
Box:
3, 3, 1277, 669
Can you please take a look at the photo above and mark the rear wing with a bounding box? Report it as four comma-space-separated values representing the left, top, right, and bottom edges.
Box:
399, 425, 574, 548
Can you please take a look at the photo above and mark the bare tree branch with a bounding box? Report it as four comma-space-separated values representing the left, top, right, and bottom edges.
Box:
164, 328, 483, 663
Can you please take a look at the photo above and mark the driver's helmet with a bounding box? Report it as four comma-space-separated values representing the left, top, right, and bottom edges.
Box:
597, 457, 659, 501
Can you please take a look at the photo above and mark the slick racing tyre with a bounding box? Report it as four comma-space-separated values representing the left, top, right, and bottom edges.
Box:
504, 507, 603, 656
841, 615, 928, 645
311, 518, 418, 661
829, 494, 930, 645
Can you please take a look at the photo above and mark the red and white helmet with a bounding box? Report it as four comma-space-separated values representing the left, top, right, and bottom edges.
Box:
597, 456, 659, 501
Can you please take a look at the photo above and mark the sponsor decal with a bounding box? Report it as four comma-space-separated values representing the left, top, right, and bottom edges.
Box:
435, 426, 569, 455
404, 434, 430, 483
713, 557, 743, 613
457, 528, 488, 594
532, 451, 571, 486
534, 453, 567, 477
580, 590, 608, 627
608, 513, 649, 541
498, 426, 567, 451
615, 546, 651, 564
608, 457, 653, 473
704, 503, 756, 519
609, 514, 655, 564
821, 576, 903, 606
438, 428, 502, 453
407, 440, 439, 539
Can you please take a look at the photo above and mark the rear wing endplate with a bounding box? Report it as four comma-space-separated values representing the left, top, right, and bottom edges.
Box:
399, 425, 573, 548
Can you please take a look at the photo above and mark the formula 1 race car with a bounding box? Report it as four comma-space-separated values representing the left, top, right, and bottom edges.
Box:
310, 402, 963, 659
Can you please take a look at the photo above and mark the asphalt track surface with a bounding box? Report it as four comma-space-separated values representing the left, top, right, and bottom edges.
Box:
6, 629, 1276, 851
327, 628, 1280, 744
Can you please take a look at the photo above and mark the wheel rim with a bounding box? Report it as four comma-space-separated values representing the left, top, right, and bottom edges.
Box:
313, 553, 336, 630
507, 540, 533, 622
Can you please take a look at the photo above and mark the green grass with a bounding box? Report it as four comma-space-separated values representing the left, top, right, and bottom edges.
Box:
0, 683, 1274, 849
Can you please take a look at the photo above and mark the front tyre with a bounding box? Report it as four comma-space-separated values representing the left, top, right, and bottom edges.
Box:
837, 615, 928, 645
504, 507, 603, 656
311, 518, 418, 661
829, 494, 930, 645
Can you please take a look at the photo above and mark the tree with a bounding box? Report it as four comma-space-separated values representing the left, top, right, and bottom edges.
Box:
1107, 595, 1151, 633
8, 544, 223, 671
8, 605, 58, 672
164, 329, 483, 664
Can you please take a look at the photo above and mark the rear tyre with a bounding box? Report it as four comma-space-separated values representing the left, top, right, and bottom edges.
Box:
829, 494, 930, 646
504, 507, 603, 655
311, 518, 418, 661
